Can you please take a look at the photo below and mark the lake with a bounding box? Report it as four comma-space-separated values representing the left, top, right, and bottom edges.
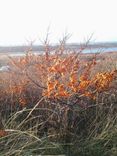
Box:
7, 47, 117, 57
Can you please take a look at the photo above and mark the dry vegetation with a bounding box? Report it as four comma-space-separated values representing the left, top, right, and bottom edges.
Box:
0, 41, 117, 156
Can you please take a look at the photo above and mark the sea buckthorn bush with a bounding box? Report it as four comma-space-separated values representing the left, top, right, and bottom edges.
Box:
0, 42, 117, 155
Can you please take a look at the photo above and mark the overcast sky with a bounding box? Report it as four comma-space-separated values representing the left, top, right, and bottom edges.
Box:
0, 0, 117, 45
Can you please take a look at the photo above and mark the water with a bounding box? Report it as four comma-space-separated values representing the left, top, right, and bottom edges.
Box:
7, 47, 117, 57
82, 47, 117, 53
8, 51, 42, 57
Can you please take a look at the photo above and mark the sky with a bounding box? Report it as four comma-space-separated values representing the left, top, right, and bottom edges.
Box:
0, 0, 117, 45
